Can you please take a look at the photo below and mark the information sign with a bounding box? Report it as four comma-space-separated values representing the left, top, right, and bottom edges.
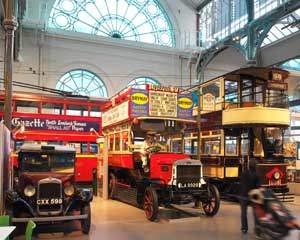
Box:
149, 91, 177, 117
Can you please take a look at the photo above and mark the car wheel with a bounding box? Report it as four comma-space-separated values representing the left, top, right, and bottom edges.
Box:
108, 172, 116, 199
143, 187, 159, 221
81, 204, 91, 234
202, 184, 220, 217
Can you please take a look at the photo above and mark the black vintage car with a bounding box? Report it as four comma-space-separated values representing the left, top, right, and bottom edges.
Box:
5, 144, 93, 234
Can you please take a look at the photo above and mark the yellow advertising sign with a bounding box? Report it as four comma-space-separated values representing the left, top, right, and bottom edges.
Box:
131, 93, 148, 105
178, 97, 193, 109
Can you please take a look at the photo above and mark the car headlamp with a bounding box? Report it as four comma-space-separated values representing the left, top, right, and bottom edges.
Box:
64, 185, 75, 196
24, 185, 36, 197
273, 171, 281, 180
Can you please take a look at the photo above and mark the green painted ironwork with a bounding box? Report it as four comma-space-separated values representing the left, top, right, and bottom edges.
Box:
56, 69, 108, 97
48, 0, 175, 47
128, 76, 160, 89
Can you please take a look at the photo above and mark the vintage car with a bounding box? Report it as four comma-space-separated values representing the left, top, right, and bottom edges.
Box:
5, 144, 93, 234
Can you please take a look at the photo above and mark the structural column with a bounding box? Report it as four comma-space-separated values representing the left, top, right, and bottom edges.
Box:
3, 0, 18, 130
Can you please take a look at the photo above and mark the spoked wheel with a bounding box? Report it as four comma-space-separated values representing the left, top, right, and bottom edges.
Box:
108, 172, 116, 199
202, 184, 220, 217
143, 187, 159, 221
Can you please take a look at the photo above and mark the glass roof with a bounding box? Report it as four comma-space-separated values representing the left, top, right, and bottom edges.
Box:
261, 8, 300, 47
48, 0, 175, 47
56, 69, 108, 97
280, 58, 300, 72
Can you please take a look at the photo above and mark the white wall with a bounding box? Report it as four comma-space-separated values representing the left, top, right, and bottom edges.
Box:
0, 0, 198, 97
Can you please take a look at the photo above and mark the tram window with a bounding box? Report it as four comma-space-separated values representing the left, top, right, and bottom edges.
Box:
66, 104, 88, 116
109, 135, 114, 151
255, 85, 263, 104
90, 106, 101, 117
122, 132, 129, 151
225, 81, 238, 103
202, 137, 221, 155
225, 136, 238, 155
90, 143, 98, 153
265, 128, 283, 155
16, 100, 39, 113
42, 102, 64, 115
241, 135, 249, 156
115, 133, 121, 151
185, 139, 192, 154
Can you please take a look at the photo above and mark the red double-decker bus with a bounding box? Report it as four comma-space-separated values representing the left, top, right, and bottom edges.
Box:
0, 90, 107, 187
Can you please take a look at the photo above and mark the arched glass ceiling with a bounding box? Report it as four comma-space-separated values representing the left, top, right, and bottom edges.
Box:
48, 0, 175, 47
280, 59, 300, 72
261, 8, 300, 47
56, 69, 108, 97
128, 76, 160, 89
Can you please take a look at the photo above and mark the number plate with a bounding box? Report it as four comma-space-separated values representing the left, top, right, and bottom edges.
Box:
37, 198, 63, 205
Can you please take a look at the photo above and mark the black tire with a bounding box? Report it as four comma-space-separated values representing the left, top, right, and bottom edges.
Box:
108, 172, 116, 199
202, 184, 220, 217
81, 204, 91, 234
143, 187, 159, 221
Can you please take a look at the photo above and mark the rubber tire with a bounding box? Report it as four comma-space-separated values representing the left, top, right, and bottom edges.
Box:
81, 204, 91, 234
108, 172, 116, 199
202, 184, 220, 217
143, 187, 159, 221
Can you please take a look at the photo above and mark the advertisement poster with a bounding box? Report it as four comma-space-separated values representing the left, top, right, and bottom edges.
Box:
130, 89, 148, 117
149, 91, 177, 117
177, 93, 193, 119
202, 93, 215, 111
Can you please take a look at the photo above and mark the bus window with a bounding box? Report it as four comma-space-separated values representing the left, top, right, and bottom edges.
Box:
115, 133, 120, 151
172, 139, 182, 153
68, 142, 81, 153
202, 137, 221, 155
66, 104, 88, 116
42, 102, 64, 115
90, 106, 101, 117
0, 100, 3, 111
109, 135, 114, 151
122, 132, 129, 151
16, 100, 39, 113
225, 136, 238, 155
81, 143, 88, 153
15, 140, 24, 150
90, 143, 98, 153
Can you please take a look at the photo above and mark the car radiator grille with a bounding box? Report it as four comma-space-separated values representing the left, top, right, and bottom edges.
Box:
176, 165, 201, 183
37, 180, 62, 214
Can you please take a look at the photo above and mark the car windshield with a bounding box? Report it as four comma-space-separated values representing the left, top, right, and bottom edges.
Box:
20, 152, 75, 173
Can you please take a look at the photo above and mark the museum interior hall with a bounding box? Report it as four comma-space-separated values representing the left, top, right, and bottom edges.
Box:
1, 0, 300, 239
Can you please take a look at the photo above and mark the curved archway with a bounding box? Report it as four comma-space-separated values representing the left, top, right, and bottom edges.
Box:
48, 0, 175, 47
56, 69, 108, 97
128, 76, 160, 89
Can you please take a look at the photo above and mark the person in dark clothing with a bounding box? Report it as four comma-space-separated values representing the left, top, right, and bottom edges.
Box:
240, 159, 260, 234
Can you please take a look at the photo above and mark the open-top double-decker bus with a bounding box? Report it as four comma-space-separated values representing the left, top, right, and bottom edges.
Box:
185, 67, 290, 196
101, 85, 220, 221
0, 91, 106, 187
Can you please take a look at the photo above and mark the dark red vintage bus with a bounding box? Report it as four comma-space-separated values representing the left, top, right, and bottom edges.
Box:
0, 90, 106, 186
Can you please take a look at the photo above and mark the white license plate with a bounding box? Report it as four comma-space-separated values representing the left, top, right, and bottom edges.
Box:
37, 198, 62, 205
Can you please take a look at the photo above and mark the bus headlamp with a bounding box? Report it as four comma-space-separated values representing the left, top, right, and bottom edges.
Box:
273, 172, 281, 180
24, 185, 36, 197
64, 185, 75, 196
